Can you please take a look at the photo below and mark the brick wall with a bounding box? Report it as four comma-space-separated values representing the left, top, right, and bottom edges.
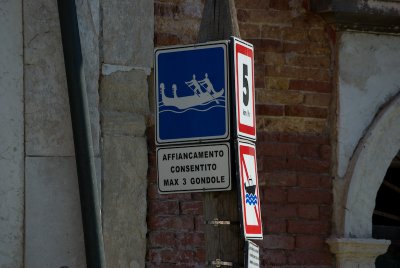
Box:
147, 1, 206, 267
238, 0, 334, 266
148, 0, 334, 267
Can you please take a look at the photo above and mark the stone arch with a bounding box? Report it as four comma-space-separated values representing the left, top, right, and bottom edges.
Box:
339, 93, 400, 238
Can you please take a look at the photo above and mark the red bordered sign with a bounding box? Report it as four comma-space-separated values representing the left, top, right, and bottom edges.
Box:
237, 140, 263, 240
232, 37, 256, 141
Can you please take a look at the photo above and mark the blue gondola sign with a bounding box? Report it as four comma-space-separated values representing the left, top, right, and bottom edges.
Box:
155, 42, 230, 145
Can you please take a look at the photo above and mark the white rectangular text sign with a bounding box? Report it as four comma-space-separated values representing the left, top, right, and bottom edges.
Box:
157, 143, 231, 193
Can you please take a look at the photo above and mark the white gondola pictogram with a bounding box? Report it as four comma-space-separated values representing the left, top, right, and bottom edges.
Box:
159, 73, 224, 110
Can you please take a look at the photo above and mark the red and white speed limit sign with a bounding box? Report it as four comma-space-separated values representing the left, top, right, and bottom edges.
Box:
232, 37, 256, 141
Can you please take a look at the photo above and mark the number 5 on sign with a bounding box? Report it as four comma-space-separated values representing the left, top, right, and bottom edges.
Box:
232, 37, 256, 141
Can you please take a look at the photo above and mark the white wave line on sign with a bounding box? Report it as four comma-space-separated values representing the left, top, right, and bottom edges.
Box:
158, 99, 225, 109
159, 105, 226, 114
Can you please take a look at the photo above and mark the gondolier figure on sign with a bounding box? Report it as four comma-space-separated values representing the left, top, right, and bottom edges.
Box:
172, 84, 178, 98
186, 74, 203, 96
199, 73, 218, 95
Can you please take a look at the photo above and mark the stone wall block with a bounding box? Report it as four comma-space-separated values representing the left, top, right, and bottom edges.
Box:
100, 69, 150, 115
24, 0, 101, 156
25, 157, 86, 268
24, 0, 74, 156
102, 136, 148, 268
102, 0, 154, 67
102, 112, 147, 137
0, 1, 24, 266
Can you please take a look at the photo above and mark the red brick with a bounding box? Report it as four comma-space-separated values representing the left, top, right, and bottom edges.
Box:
237, 9, 250, 22
264, 218, 287, 233
148, 249, 195, 264
296, 235, 327, 249
297, 143, 321, 158
291, 14, 327, 29
257, 132, 318, 144
149, 200, 179, 215
319, 205, 332, 221
191, 192, 203, 201
283, 42, 308, 54
288, 188, 331, 204
148, 215, 194, 230
282, 27, 308, 42
180, 201, 203, 215
248, 38, 283, 52
264, 204, 297, 218
320, 144, 331, 160
266, 65, 330, 81
255, 64, 266, 87
148, 183, 160, 200
274, 133, 330, 144
176, 232, 204, 248
326, 24, 337, 43
175, 250, 196, 263
263, 187, 287, 203
288, 220, 330, 234
298, 204, 320, 219
263, 234, 295, 249
289, 80, 331, 93
286, 54, 331, 68
235, 0, 270, 9
194, 215, 205, 232
303, 92, 331, 107
309, 28, 328, 43
291, 42, 336, 59
269, 0, 289, 10
262, 156, 288, 172
286, 157, 330, 173
297, 173, 321, 187
155, 32, 179, 46
146, 263, 176, 268
258, 142, 297, 157
147, 249, 173, 264
238, 23, 261, 39
302, 0, 310, 10
287, 251, 333, 265
155, 2, 179, 18
263, 171, 297, 187
256, 104, 284, 116
309, 42, 331, 55
238, 9, 293, 25
285, 105, 328, 119
194, 248, 205, 263
261, 26, 283, 40
148, 231, 176, 247
161, 192, 192, 200
263, 249, 287, 265
320, 175, 333, 188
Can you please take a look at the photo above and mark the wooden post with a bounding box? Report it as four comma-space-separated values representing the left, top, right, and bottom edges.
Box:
198, 1, 244, 266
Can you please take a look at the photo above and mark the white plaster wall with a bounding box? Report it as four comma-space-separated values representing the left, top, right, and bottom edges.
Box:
337, 32, 400, 178
343, 95, 400, 238
0, 1, 24, 267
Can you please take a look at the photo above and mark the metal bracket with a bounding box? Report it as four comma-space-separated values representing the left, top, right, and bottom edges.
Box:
205, 218, 238, 227
208, 259, 233, 267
